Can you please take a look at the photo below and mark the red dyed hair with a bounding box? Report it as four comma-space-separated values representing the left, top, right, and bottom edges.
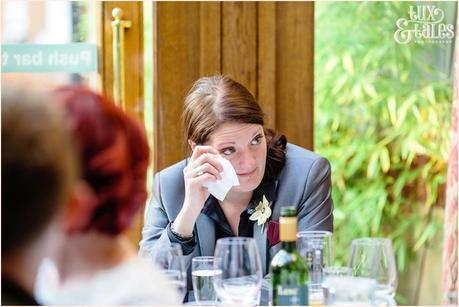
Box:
53, 86, 149, 236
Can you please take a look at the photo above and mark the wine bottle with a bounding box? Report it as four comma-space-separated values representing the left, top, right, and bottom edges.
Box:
270, 207, 308, 305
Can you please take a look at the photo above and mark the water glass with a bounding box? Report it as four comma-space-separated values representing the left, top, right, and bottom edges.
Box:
349, 238, 398, 302
149, 242, 187, 300
213, 237, 263, 305
297, 231, 333, 304
192, 256, 220, 305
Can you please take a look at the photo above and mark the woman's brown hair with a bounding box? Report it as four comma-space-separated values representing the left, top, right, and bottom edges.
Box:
183, 75, 287, 179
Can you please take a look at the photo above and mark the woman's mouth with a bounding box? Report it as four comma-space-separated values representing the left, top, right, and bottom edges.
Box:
237, 169, 256, 176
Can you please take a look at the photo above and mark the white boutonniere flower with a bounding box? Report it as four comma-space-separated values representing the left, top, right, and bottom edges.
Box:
249, 195, 272, 232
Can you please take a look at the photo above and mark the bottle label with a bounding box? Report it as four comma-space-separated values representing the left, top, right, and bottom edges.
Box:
279, 217, 297, 242
275, 284, 308, 305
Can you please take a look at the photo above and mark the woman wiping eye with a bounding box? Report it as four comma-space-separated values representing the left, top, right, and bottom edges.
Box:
139, 75, 334, 296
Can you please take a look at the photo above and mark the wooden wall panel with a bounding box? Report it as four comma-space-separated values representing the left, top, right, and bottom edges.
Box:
257, 2, 276, 130
199, 3, 221, 76
154, 2, 201, 171
222, 2, 257, 95
276, 2, 314, 150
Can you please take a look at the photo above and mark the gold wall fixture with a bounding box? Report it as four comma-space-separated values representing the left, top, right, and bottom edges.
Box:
111, 7, 131, 109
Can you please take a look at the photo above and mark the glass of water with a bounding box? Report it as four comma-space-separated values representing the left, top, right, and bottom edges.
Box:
297, 231, 333, 305
192, 256, 220, 305
213, 237, 262, 305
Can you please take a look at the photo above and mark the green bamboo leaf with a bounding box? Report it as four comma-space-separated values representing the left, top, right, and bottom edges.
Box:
325, 56, 339, 73
428, 106, 439, 126
406, 150, 416, 167
377, 131, 399, 147
371, 193, 386, 233
363, 82, 378, 99
425, 182, 437, 209
414, 224, 436, 250
361, 52, 373, 71
393, 176, 406, 197
389, 200, 400, 217
347, 152, 368, 177
412, 105, 422, 123
401, 45, 411, 63
387, 97, 397, 126
333, 207, 346, 220
397, 95, 417, 126
367, 152, 379, 178
400, 71, 409, 83
380, 147, 391, 173
332, 75, 348, 95
421, 161, 433, 179
351, 84, 363, 100
392, 219, 411, 237
424, 86, 436, 105
397, 239, 406, 272
401, 142, 409, 160
343, 53, 354, 76
332, 117, 340, 131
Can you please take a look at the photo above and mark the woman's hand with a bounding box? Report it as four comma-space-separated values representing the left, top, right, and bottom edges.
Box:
172, 146, 223, 237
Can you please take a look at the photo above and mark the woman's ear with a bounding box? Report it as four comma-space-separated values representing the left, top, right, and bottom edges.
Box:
188, 140, 197, 152
62, 181, 98, 234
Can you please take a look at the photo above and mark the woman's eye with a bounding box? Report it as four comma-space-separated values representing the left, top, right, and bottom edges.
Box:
251, 134, 263, 145
221, 147, 235, 156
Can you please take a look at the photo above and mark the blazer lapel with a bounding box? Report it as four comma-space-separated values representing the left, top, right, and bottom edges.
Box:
253, 222, 268, 275
250, 179, 278, 276
196, 213, 216, 256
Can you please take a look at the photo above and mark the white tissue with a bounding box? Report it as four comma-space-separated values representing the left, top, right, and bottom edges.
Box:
203, 155, 239, 201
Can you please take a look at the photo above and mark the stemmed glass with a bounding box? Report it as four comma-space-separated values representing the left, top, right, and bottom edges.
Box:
149, 242, 187, 301
213, 237, 263, 305
348, 238, 398, 302
322, 276, 376, 305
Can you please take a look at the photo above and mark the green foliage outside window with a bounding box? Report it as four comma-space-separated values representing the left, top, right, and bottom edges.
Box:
315, 0, 452, 284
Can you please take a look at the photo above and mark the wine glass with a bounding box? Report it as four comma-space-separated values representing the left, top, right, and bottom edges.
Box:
323, 266, 352, 278
297, 231, 333, 304
348, 238, 398, 303
149, 242, 187, 301
213, 237, 263, 305
322, 276, 376, 305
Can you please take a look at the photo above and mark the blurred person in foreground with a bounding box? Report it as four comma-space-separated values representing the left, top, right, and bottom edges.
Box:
2, 86, 79, 305
34, 86, 179, 305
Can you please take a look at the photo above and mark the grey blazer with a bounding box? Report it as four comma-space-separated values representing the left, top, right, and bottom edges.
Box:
140, 143, 333, 277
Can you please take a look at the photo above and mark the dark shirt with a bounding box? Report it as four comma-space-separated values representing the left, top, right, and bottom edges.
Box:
168, 177, 278, 255
1, 276, 38, 306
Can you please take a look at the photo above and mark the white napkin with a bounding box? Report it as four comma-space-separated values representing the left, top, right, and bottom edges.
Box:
203, 155, 239, 201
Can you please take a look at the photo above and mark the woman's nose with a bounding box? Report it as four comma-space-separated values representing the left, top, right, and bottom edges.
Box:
236, 150, 256, 172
